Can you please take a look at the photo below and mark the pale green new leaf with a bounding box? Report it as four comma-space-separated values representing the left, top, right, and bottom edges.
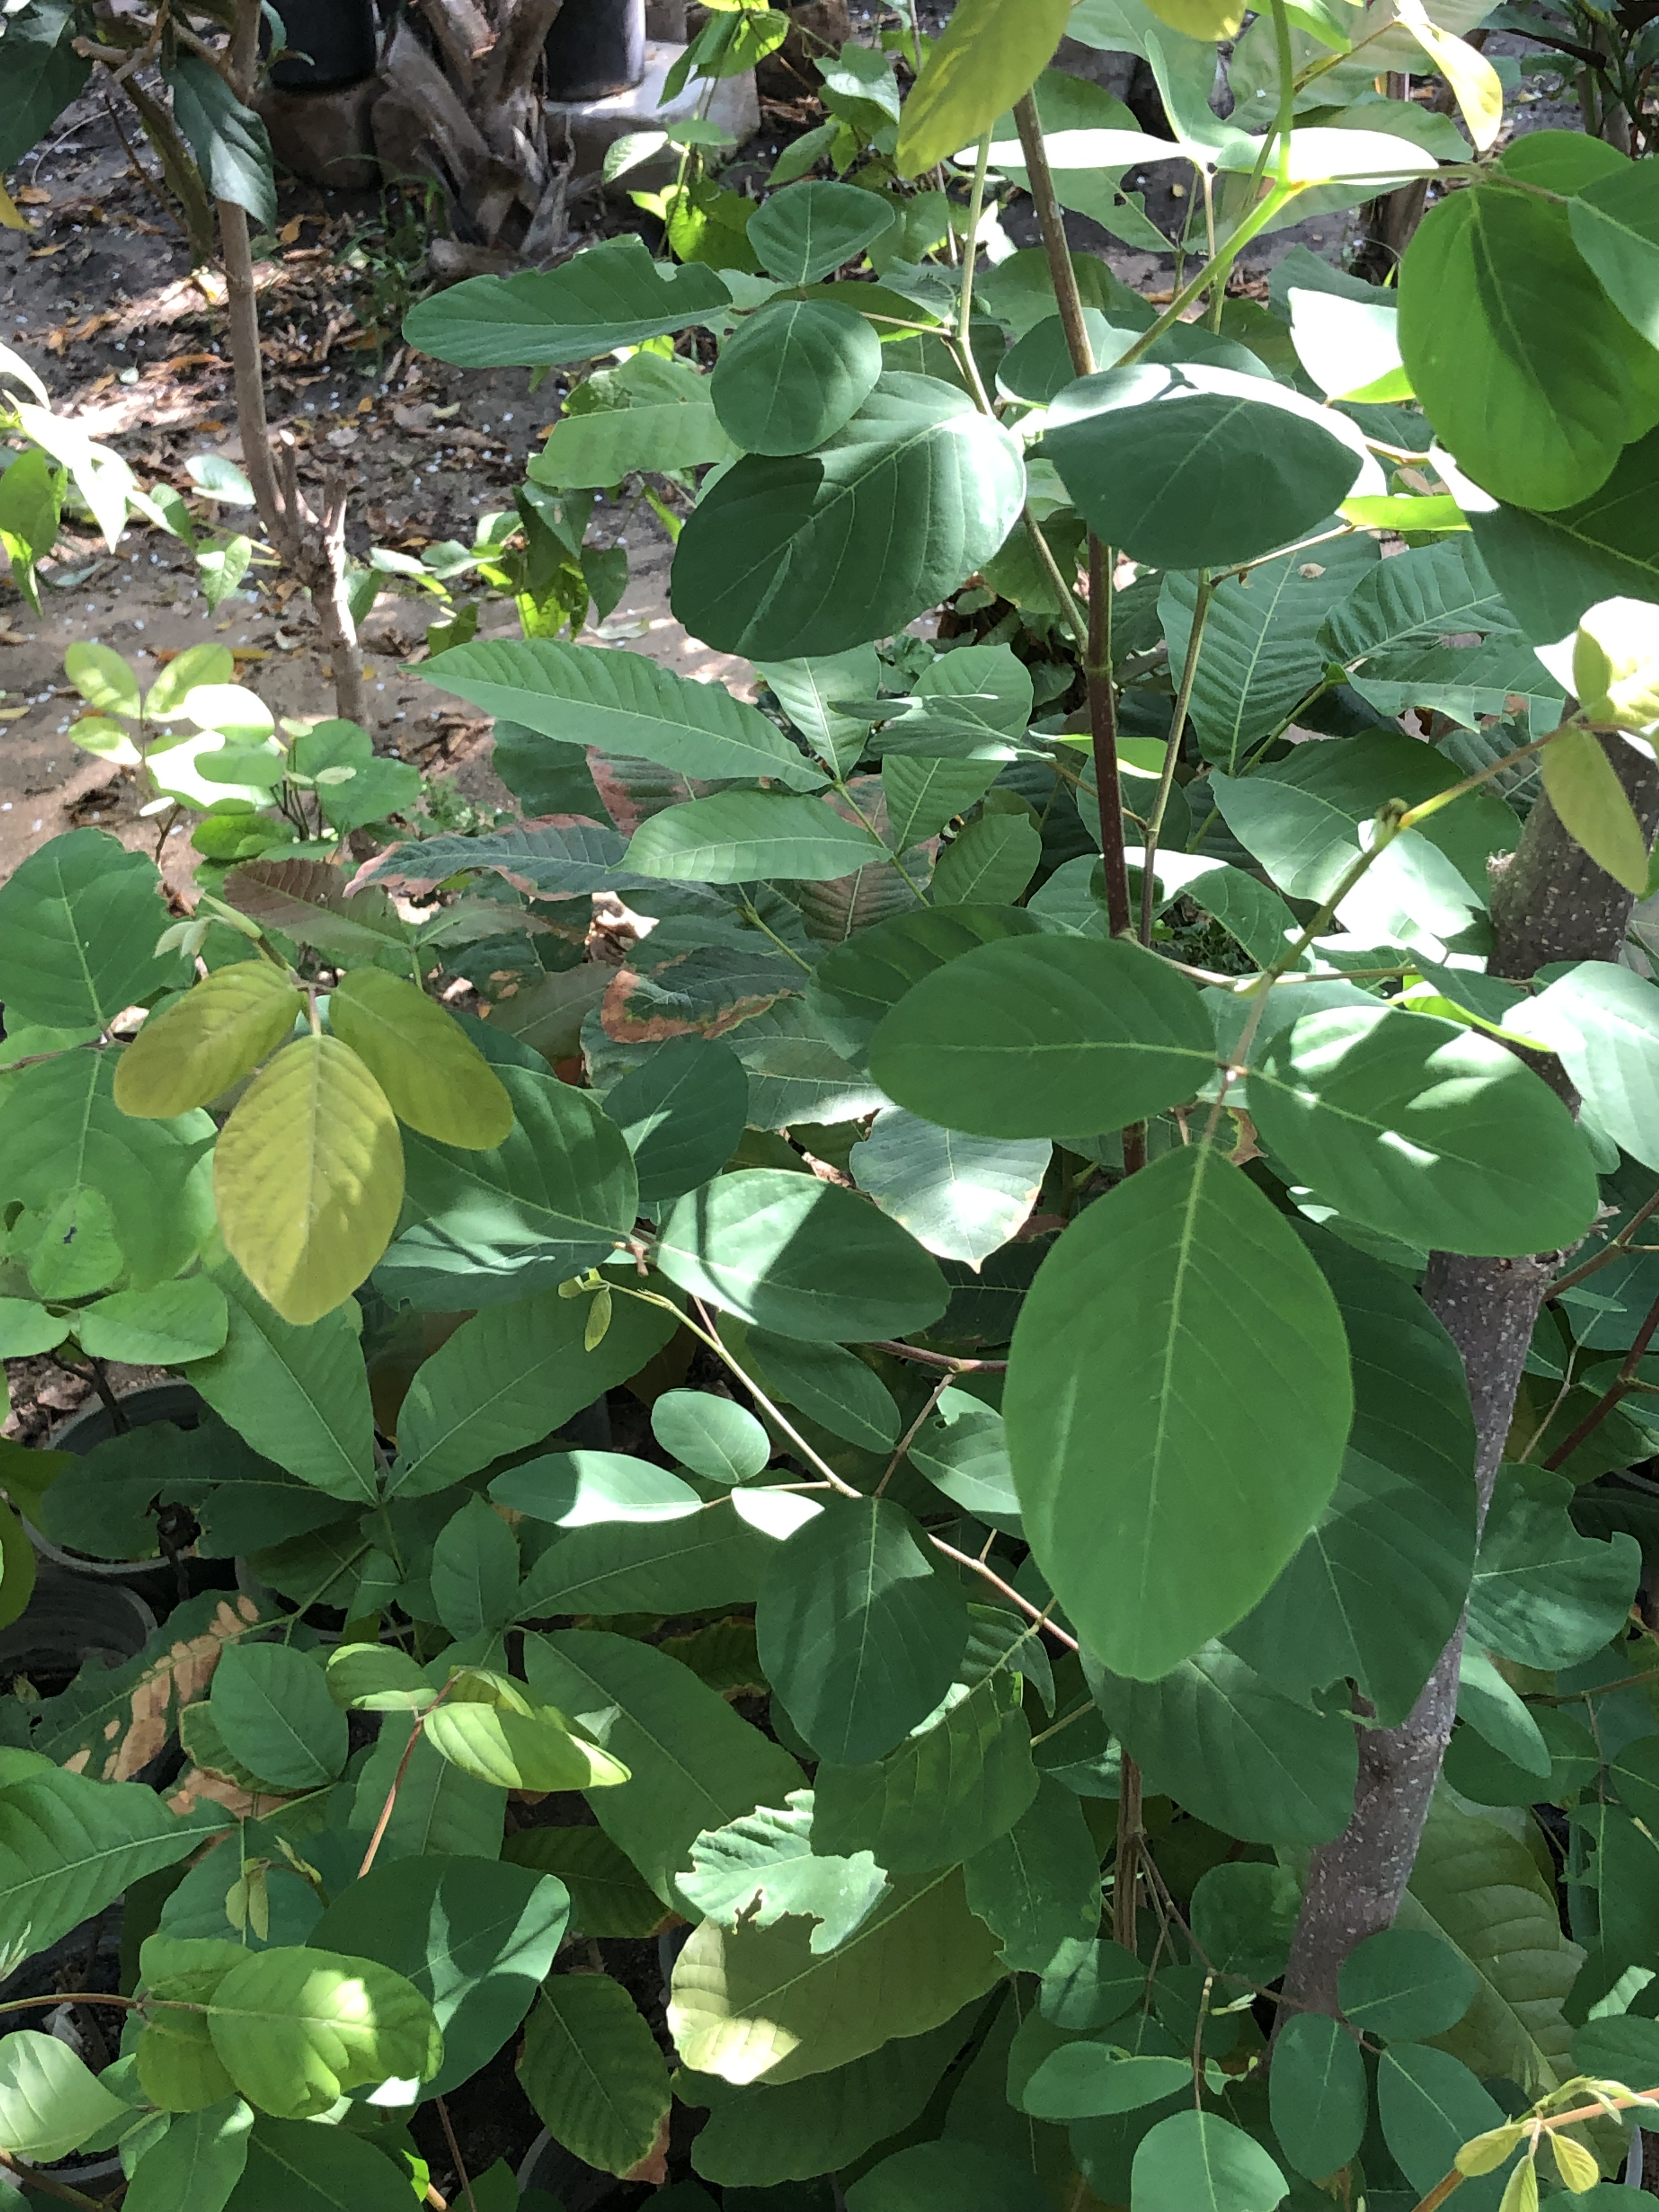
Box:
0, 2032, 128, 2162
205, 1946, 442, 2117
852, 1109, 1049, 1266
679, 1790, 888, 1954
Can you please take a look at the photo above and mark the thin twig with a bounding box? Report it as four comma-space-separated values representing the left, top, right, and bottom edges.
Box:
870, 1341, 1009, 1373
1544, 1285, 1659, 1470
1141, 573, 1211, 946
874, 1374, 952, 1498
436, 2095, 479, 2212
0, 2151, 105, 2208
927, 1537, 1080, 1652
1549, 1189, 1659, 1297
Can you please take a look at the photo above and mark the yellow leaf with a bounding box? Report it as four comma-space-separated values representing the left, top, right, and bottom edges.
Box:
1539, 725, 1652, 894
585, 1284, 613, 1352
115, 962, 303, 1118
1458, 2125, 1527, 2176
0, 183, 27, 232
1393, 0, 1504, 149
1573, 595, 1659, 732
328, 967, 514, 1148
895, 0, 1073, 176
1499, 2157, 1538, 2212
213, 1034, 404, 1325
1548, 2132, 1602, 2194
1142, 0, 1247, 35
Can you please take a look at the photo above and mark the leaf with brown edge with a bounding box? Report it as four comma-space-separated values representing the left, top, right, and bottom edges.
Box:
40, 1591, 268, 1782
213, 1035, 405, 1325
223, 857, 409, 963
601, 945, 801, 1045
329, 968, 514, 1148
114, 961, 302, 1118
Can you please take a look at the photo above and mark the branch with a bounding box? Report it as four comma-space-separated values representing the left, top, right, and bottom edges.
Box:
1544, 1284, 1659, 1469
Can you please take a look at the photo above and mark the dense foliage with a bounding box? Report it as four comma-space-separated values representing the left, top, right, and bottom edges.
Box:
11, 0, 1659, 2208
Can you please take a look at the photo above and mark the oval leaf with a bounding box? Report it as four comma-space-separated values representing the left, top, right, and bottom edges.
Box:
329, 968, 514, 1148
712, 298, 884, 456
115, 961, 302, 1118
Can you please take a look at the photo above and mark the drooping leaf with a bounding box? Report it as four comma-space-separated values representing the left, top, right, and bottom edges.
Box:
1006, 1144, 1352, 1680
224, 2116, 414, 2210
502, 1826, 665, 1939
352, 823, 650, 902
115, 963, 302, 1118
1250, 1007, 1598, 1259
417, 636, 826, 791
897, 0, 1073, 174
652, 1389, 771, 1482
870, 935, 1215, 1139
403, 233, 731, 367
846, 2140, 1051, 2212
123, 2098, 252, 2212
669, 1865, 1002, 2085
1044, 363, 1365, 569
523, 1629, 804, 1898
489, 1449, 703, 1526
671, 374, 1025, 658
328, 968, 514, 1148
851, 1109, 1048, 1266
757, 1495, 969, 1763
513, 1506, 776, 1617
0, 828, 181, 1029
736, 1327, 902, 1452
221, 858, 410, 963
654, 1169, 947, 1341
520, 1973, 670, 2177
679, 1790, 888, 1954
72, 1276, 229, 1365
906, 1388, 1021, 1530
0, 0, 91, 173
881, 754, 1002, 852
530, 351, 736, 488
1021, 2045, 1191, 2120
430, 1496, 521, 1637
349, 1729, 505, 1867
165, 55, 275, 228
1376, 2043, 1506, 2202
932, 797, 1042, 905
212, 1036, 404, 1326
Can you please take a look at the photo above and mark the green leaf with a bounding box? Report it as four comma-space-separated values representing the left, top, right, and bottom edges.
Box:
0, 2032, 128, 2161
625, 791, 887, 882
490, 1449, 702, 1525
1377, 2044, 1505, 2200
1045, 364, 1364, 569
210, 1641, 346, 1790
222, 858, 411, 964
0, 828, 180, 1028
345, 825, 644, 904
73, 1277, 229, 1365
808, 902, 1045, 1066
962, 1774, 1102, 1972
1321, 537, 1512, 665
530, 352, 737, 488
0, 1051, 213, 1291
1223, 1230, 1477, 1726
679, 1790, 888, 1953
747, 180, 899, 283
881, 755, 1002, 852
204, 1945, 441, 2116
389, 1284, 676, 1496
1339, 1928, 1480, 2040
652, 1390, 771, 1482
870, 935, 1214, 1140
115, 962, 302, 1118
846, 2141, 1051, 2212
654, 1168, 947, 1341
814, 1671, 1038, 1872
1160, 531, 1379, 771
1087, 1642, 1359, 1847
932, 800, 1042, 905
1470, 425, 1659, 641
897, 0, 1071, 173
1022, 2046, 1191, 2120
1469, 1464, 1639, 1670
757, 1495, 969, 1762
0, 1297, 67, 1357
503, 1826, 664, 1938
1131, 2111, 1288, 2212
523, 1629, 804, 1898
1190, 1863, 1302, 1985
1538, 726, 1652, 894
191, 1259, 377, 1502
431, 1496, 521, 1637
851, 1109, 1048, 1266
0, 0, 91, 172
671, 373, 1025, 658
328, 969, 514, 1149
1398, 178, 1647, 511
670, 1864, 1002, 2085
349, 1730, 504, 1866
226, 2116, 415, 2210
601, 1035, 750, 1208
736, 1327, 902, 1452
520, 1973, 670, 2177
759, 646, 882, 775
212, 1036, 404, 1327
165, 55, 275, 229
907, 1388, 1021, 1530
0, 1768, 227, 1974
1268, 2014, 1367, 2181
124, 2099, 252, 2212
1251, 1007, 1598, 1259
712, 299, 884, 455
1397, 1796, 1582, 2092
422, 1699, 629, 1792
417, 636, 826, 792
383, 1064, 639, 1310
685, 2012, 975, 2188
1007, 1143, 1352, 1680
402, 233, 731, 368
1566, 158, 1659, 346
512, 1507, 776, 1616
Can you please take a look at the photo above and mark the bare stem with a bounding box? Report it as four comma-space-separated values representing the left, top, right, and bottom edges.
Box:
1141, 572, 1211, 946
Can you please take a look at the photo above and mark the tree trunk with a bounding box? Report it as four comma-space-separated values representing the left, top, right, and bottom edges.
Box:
1277, 733, 1659, 2023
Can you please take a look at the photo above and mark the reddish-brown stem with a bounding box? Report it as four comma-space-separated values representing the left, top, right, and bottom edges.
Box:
870, 1341, 1009, 1373
358, 1690, 450, 1878
437, 2094, 479, 2212
1549, 1187, 1659, 1297
1544, 1284, 1659, 1470
0, 2150, 104, 2208
927, 1538, 1080, 1652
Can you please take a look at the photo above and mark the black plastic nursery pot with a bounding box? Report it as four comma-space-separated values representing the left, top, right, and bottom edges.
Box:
545, 0, 647, 100
267, 0, 379, 91
44, 1380, 236, 1612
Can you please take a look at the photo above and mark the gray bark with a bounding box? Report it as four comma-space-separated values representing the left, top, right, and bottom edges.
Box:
1277, 733, 1659, 2025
